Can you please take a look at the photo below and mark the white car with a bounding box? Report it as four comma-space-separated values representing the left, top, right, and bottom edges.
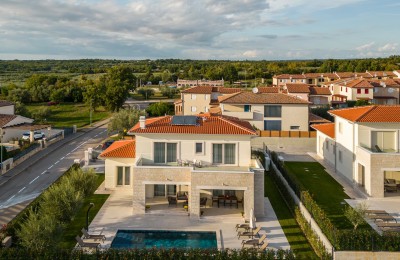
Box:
22, 131, 45, 140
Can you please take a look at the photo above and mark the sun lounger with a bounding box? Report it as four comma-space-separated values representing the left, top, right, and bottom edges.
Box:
367, 215, 397, 223
242, 234, 266, 248
75, 235, 101, 249
81, 228, 106, 242
376, 222, 400, 228
365, 210, 388, 215
258, 241, 270, 252
237, 226, 261, 239
236, 223, 250, 231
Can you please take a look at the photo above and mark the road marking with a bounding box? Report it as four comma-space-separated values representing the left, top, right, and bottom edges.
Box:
66, 153, 70, 156
60, 156, 65, 160
41, 171, 46, 175
18, 187, 26, 193
48, 165, 54, 169
54, 160, 60, 165
7, 195, 15, 202
29, 176, 40, 184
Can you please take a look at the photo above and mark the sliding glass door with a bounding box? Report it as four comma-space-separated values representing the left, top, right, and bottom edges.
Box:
212, 143, 235, 164
154, 142, 177, 163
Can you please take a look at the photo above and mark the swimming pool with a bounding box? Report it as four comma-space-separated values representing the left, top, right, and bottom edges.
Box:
111, 230, 217, 249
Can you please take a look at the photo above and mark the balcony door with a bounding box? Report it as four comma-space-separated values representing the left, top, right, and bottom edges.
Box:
212, 143, 236, 164
154, 142, 177, 163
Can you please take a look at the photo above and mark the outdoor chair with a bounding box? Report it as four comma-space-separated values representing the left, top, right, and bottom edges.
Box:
384, 179, 397, 192
200, 197, 208, 208
168, 196, 177, 206
237, 226, 261, 239
242, 234, 267, 248
236, 223, 257, 231
75, 236, 101, 249
258, 241, 270, 253
81, 228, 106, 242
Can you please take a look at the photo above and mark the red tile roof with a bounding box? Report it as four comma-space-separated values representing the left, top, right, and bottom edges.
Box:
129, 115, 256, 135
309, 86, 332, 95
329, 105, 400, 122
275, 74, 306, 79
345, 79, 374, 88
0, 114, 18, 128
219, 88, 242, 94
181, 86, 214, 94
285, 83, 310, 93
311, 123, 335, 138
309, 113, 331, 124
258, 87, 279, 93
100, 140, 136, 158
218, 92, 310, 104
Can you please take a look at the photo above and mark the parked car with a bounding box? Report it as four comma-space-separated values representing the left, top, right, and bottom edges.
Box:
102, 140, 115, 150
22, 131, 45, 140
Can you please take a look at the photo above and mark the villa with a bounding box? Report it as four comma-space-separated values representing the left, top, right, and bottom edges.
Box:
312, 105, 400, 198
100, 114, 265, 219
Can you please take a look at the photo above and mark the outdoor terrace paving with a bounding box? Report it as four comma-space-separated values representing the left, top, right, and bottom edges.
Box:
88, 189, 290, 250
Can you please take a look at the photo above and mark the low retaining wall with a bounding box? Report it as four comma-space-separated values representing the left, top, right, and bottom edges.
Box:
270, 161, 333, 253
334, 251, 400, 260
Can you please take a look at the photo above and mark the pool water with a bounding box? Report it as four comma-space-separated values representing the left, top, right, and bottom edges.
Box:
111, 230, 217, 249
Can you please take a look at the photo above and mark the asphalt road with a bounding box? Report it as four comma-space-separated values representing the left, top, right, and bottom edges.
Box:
0, 122, 109, 225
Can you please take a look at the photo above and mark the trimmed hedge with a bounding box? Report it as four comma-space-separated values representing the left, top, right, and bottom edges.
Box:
0, 248, 295, 259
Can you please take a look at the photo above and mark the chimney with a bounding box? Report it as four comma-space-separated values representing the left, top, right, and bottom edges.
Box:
139, 116, 146, 129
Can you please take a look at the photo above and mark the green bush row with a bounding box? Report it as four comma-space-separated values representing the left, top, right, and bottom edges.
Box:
6, 165, 97, 251
0, 248, 295, 260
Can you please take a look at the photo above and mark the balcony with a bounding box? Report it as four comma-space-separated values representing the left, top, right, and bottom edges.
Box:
222, 111, 254, 120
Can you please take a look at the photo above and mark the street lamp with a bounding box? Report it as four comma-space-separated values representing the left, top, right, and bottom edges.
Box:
86, 203, 94, 231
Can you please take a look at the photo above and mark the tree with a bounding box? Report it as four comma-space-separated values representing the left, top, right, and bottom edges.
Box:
137, 87, 154, 100
8, 88, 31, 103
32, 107, 51, 123
14, 102, 31, 118
102, 66, 136, 111
146, 102, 173, 117
50, 88, 66, 103
160, 87, 178, 98
83, 79, 106, 111
107, 108, 144, 138
344, 202, 368, 230
355, 100, 370, 106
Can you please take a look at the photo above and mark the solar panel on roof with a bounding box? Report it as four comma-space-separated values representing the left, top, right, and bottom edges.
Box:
171, 115, 198, 126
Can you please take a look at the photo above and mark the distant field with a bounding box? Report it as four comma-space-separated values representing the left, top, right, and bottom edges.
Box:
26, 103, 111, 128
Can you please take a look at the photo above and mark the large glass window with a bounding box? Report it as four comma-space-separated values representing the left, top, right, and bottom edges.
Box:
264, 120, 281, 131
264, 105, 281, 117
154, 142, 177, 163
195, 143, 203, 154
212, 143, 236, 164
117, 166, 130, 186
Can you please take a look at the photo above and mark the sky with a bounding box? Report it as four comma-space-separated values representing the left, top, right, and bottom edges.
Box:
0, 0, 399, 60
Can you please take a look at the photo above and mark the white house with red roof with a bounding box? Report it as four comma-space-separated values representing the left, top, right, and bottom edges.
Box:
100, 115, 264, 219
312, 105, 400, 198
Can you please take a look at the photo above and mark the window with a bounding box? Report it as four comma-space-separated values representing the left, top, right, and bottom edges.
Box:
325, 140, 329, 151
338, 122, 343, 134
212, 143, 236, 164
357, 89, 361, 94
264, 120, 281, 131
290, 126, 300, 130
264, 105, 281, 117
191, 94, 196, 100
365, 89, 369, 94
244, 105, 251, 112
154, 142, 177, 163
117, 166, 130, 186
191, 106, 197, 112
195, 142, 203, 154
341, 87, 342, 91
338, 150, 342, 163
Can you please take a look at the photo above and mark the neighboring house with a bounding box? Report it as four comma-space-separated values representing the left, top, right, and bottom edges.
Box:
369, 79, 400, 105
218, 92, 310, 131
312, 105, 400, 198
177, 79, 224, 88
309, 86, 332, 105
100, 115, 264, 218
0, 101, 15, 115
273, 74, 306, 87
283, 83, 310, 101
0, 114, 34, 128
328, 78, 374, 102
177, 86, 241, 115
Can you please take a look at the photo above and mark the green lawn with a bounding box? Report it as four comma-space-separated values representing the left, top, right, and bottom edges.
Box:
26, 102, 111, 128
59, 174, 110, 249
265, 172, 318, 259
284, 162, 367, 230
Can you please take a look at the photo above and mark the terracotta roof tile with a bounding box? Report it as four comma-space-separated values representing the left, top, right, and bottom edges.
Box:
329, 105, 400, 122
311, 123, 335, 138
285, 83, 310, 93
181, 86, 213, 94
129, 115, 256, 135
218, 92, 310, 104
275, 74, 306, 79
258, 87, 279, 93
0, 114, 18, 128
100, 140, 136, 158
219, 88, 242, 94
368, 71, 396, 77
309, 86, 332, 95
344, 79, 374, 88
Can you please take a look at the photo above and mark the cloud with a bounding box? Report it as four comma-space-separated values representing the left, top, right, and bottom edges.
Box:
378, 43, 398, 52
355, 42, 375, 51
242, 50, 258, 58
